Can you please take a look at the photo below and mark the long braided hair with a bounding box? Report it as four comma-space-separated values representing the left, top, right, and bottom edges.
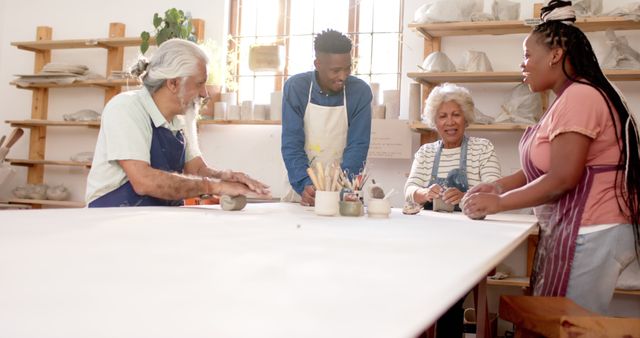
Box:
533, 0, 640, 255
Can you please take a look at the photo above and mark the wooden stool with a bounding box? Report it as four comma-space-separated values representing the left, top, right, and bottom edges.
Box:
499, 295, 640, 338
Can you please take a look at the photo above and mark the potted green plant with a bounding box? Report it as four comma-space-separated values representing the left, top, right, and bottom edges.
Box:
140, 8, 196, 54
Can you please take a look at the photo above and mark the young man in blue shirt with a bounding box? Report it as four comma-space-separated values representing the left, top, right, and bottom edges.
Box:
281, 29, 372, 206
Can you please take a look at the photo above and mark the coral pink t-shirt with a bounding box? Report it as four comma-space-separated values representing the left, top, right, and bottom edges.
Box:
529, 82, 629, 226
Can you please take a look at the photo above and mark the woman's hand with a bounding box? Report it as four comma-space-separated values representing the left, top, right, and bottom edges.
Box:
462, 192, 502, 220
466, 182, 502, 195
442, 187, 464, 205
414, 183, 443, 204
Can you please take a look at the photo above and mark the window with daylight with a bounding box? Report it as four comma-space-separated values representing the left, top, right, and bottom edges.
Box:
227, 0, 404, 105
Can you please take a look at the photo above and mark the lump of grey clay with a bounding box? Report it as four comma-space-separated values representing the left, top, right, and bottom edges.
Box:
220, 195, 247, 211
369, 185, 385, 199
433, 197, 455, 212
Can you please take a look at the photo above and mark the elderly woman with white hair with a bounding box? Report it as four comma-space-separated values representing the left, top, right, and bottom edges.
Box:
404, 82, 501, 338
404, 83, 501, 212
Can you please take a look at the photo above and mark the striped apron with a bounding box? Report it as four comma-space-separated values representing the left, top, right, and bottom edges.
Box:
519, 92, 620, 296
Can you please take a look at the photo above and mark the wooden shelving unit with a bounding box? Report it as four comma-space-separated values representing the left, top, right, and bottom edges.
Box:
7, 119, 101, 128
410, 121, 530, 133
407, 69, 640, 86
6, 159, 91, 168
198, 120, 281, 126
10, 78, 140, 89
408, 15, 640, 144
6, 198, 86, 208
5, 21, 203, 208
409, 16, 640, 40
7, 119, 281, 128
11, 36, 156, 51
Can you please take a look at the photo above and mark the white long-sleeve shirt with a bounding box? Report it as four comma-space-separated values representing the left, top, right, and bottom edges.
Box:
404, 136, 502, 203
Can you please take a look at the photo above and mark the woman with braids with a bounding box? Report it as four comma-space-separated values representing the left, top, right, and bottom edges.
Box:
462, 0, 640, 314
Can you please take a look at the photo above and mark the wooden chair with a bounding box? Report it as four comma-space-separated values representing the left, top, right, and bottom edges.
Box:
499, 295, 640, 338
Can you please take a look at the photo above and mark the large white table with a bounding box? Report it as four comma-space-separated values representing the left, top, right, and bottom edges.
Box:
0, 203, 536, 338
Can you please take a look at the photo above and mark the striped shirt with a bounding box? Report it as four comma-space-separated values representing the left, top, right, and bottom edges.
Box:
404, 136, 501, 203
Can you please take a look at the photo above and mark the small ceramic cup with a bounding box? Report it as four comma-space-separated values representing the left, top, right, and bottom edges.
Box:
315, 190, 340, 216
367, 198, 391, 218
339, 200, 364, 217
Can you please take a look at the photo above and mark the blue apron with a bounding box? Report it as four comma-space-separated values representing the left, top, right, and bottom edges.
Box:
424, 136, 470, 211
89, 120, 186, 207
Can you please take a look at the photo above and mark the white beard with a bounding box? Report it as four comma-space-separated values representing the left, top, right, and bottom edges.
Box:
177, 82, 203, 157
183, 99, 202, 157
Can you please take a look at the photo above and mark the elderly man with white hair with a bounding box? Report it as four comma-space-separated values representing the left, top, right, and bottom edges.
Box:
404, 82, 501, 211
86, 39, 270, 207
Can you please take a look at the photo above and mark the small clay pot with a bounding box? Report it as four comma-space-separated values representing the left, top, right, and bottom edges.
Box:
339, 200, 363, 217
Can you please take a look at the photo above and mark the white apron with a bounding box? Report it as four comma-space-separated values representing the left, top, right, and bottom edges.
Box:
281, 81, 348, 202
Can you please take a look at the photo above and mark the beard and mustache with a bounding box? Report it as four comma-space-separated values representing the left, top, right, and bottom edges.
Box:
177, 84, 203, 157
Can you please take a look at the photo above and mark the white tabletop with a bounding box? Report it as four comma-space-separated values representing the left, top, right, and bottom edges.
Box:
0, 203, 536, 338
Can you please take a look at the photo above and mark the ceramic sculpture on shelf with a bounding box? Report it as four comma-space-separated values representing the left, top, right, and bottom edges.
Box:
46, 185, 71, 201
413, 0, 480, 23
601, 30, 640, 70
13, 184, 49, 200
491, 0, 520, 20
12, 185, 29, 199
459, 50, 493, 72
419, 51, 456, 72
13, 183, 70, 201
495, 83, 543, 124
63, 109, 101, 121
70, 151, 94, 162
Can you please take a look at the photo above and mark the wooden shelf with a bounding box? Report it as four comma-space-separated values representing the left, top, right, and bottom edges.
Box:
198, 119, 281, 125
6, 119, 280, 128
408, 71, 523, 85
407, 69, 640, 86
487, 276, 640, 296
6, 119, 100, 128
487, 276, 529, 288
409, 16, 640, 40
11, 78, 141, 89
410, 121, 530, 133
6, 198, 85, 208
6, 159, 91, 168
11, 36, 153, 52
